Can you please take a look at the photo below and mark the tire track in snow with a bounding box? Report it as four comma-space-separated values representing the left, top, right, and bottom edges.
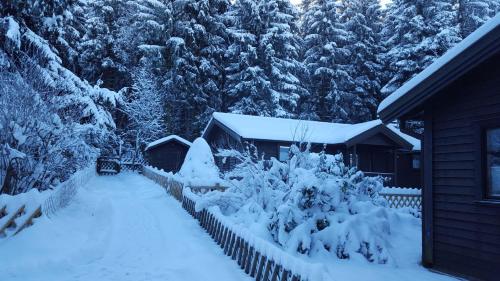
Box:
0, 173, 251, 281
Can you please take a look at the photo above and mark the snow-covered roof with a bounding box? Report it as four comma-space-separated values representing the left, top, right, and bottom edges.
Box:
145, 135, 192, 151
378, 14, 500, 118
387, 124, 421, 151
204, 112, 415, 148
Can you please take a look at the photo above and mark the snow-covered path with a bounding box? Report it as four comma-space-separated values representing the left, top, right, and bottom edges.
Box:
0, 173, 251, 281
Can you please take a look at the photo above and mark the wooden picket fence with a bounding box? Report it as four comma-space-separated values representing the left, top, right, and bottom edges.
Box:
0, 204, 42, 237
142, 166, 316, 281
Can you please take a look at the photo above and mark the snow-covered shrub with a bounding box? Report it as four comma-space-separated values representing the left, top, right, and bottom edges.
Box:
199, 143, 403, 264
178, 138, 223, 186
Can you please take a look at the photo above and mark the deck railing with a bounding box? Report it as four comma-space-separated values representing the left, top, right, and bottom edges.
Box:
379, 187, 421, 210
142, 165, 320, 281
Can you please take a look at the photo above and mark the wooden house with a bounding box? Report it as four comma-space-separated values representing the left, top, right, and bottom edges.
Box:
202, 112, 421, 188
378, 15, 500, 281
144, 135, 192, 173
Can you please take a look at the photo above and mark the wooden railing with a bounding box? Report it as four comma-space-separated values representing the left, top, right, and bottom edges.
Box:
142, 166, 319, 281
379, 187, 422, 210
0, 204, 42, 237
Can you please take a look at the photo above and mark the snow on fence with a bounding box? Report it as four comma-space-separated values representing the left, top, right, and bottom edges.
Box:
142, 166, 322, 281
43, 166, 95, 217
0, 191, 45, 237
379, 187, 422, 210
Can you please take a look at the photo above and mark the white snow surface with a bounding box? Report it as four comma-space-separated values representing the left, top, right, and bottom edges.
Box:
387, 124, 421, 151
0, 189, 51, 237
381, 186, 421, 195
145, 134, 192, 151
378, 14, 500, 114
178, 138, 223, 186
5, 17, 21, 49
0, 173, 250, 281
206, 112, 386, 144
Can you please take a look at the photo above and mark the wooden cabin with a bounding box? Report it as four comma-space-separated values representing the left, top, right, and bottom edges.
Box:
144, 135, 192, 173
202, 112, 421, 188
378, 15, 500, 281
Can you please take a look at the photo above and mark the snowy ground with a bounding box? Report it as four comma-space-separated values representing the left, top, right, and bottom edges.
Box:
0, 172, 458, 281
0, 173, 250, 281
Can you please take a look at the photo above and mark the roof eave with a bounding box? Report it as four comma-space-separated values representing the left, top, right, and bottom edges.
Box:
345, 125, 414, 150
379, 25, 500, 123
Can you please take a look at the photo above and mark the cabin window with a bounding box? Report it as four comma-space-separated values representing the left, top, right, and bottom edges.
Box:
412, 154, 420, 169
279, 146, 290, 162
486, 128, 500, 198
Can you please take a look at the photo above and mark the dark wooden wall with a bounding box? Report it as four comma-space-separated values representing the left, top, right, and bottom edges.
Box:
204, 123, 420, 187
396, 152, 421, 188
145, 141, 189, 173
424, 52, 500, 280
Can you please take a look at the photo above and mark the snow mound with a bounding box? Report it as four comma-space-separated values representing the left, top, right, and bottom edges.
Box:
178, 138, 222, 186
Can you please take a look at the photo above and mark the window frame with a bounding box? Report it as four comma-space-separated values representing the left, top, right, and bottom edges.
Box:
475, 118, 500, 202
278, 146, 290, 162
412, 154, 420, 170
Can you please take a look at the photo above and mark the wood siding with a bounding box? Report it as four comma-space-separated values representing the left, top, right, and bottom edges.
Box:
145, 141, 189, 173
203, 123, 420, 187
427, 53, 500, 280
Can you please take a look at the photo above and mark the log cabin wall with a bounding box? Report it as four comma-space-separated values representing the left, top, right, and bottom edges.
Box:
424, 52, 500, 280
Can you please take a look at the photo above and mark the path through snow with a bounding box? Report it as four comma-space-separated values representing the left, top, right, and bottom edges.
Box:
0, 173, 251, 281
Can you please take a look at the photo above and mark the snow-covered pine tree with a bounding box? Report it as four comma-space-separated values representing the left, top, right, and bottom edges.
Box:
301, 0, 351, 122
224, 0, 276, 116
259, 0, 308, 118
333, 0, 384, 122
225, 0, 307, 118
164, 0, 231, 140
116, 0, 173, 73
458, 0, 500, 37
380, 0, 461, 96
0, 13, 121, 193
78, 0, 129, 90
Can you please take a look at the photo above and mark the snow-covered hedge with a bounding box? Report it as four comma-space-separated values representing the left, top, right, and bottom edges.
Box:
198, 144, 419, 264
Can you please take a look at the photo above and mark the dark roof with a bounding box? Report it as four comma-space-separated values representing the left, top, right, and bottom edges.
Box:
378, 14, 500, 122
145, 135, 192, 151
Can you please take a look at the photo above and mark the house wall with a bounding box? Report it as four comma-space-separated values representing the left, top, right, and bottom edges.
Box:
145, 141, 189, 173
396, 152, 421, 188
424, 52, 500, 280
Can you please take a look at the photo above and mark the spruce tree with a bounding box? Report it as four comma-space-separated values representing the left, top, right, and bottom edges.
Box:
259, 0, 308, 117
302, 0, 350, 122
333, 0, 384, 122
458, 0, 499, 37
380, 0, 461, 96
224, 0, 275, 116
164, 0, 231, 139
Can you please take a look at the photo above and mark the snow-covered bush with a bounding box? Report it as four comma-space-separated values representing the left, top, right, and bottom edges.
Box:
198, 143, 406, 264
178, 138, 223, 186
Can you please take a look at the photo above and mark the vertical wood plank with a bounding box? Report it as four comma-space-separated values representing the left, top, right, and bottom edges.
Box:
262, 259, 273, 281
255, 255, 267, 281
220, 227, 228, 249
223, 230, 232, 255
271, 264, 281, 281
250, 251, 261, 277
232, 236, 241, 260
279, 269, 289, 281
245, 246, 254, 274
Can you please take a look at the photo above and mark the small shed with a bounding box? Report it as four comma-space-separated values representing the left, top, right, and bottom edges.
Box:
378, 15, 500, 281
144, 135, 192, 173
202, 112, 421, 188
